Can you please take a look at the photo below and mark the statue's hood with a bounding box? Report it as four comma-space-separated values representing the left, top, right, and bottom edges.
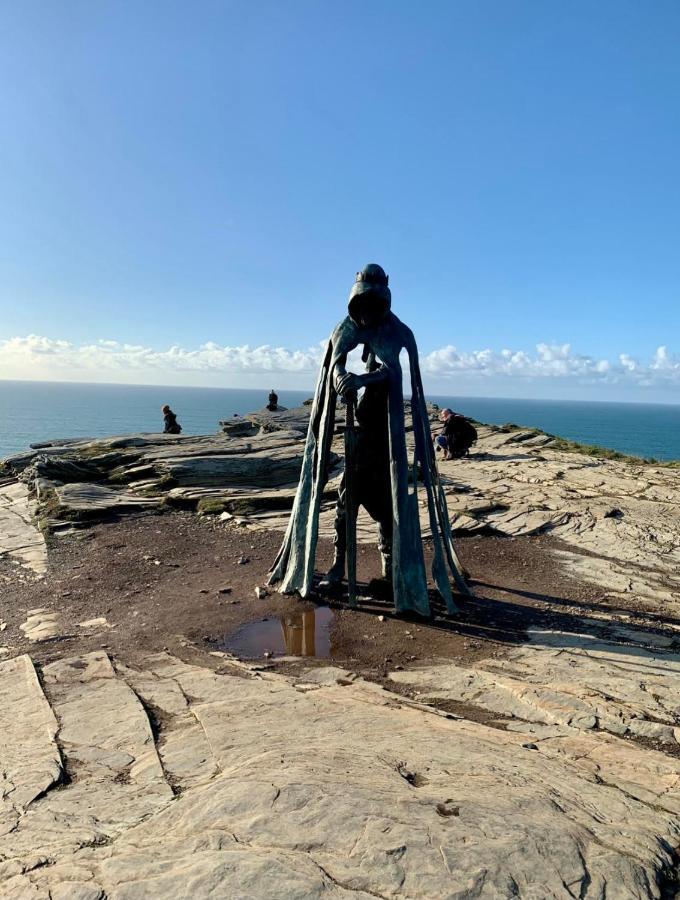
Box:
348, 264, 391, 325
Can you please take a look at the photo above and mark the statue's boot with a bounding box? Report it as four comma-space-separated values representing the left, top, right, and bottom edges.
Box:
319, 553, 345, 590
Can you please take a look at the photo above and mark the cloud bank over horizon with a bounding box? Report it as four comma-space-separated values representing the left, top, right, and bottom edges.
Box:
1, 334, 679, 400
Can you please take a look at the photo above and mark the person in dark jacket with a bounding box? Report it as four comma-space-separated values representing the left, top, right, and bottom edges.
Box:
162, 405, 182, 434
435, 408, 476, 459
266, 389, 279, 411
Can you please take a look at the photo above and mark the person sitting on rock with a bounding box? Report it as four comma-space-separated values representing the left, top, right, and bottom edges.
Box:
266, 389, 279, 411
162, 405, 182, 435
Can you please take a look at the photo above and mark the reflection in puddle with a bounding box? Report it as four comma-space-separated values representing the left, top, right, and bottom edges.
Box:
223, 607, 334, 659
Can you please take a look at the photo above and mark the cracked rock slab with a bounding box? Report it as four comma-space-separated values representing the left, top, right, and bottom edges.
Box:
390, 627, 680, 747
437, 426, 680, 610
19, 609, 66, 643
4, 653, 680, 899
0, 655, 61, 838
0, 651, 174, 879
0, 482, 46, 575
53, 483, 162, 519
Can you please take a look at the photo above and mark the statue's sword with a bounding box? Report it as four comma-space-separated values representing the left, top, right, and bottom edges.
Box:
344, 394, 358, 609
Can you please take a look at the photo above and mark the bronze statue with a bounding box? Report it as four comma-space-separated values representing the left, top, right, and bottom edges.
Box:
320, 350, 393, 591
269, 263, 468, 617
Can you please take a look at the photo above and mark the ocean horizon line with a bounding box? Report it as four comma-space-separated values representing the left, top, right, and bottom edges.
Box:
2, 381, 680, 462
1, 376, 680, 410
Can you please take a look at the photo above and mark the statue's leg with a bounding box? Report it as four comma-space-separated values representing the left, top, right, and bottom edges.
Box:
362, 472, 393, 581
319, 475, 346, 587
378, 519, 393, 580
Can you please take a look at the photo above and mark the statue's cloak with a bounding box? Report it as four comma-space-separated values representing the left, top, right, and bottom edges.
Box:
269, 311, 467, 616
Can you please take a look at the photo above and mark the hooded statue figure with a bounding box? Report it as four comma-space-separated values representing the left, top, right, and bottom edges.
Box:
269, 263, 468, 617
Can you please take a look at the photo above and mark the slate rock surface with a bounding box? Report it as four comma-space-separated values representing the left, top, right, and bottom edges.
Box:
3, 649, 680, 899
0, 482, 47, 575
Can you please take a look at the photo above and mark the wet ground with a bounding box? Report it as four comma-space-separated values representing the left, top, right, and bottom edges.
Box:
223, 606, 334, 659
0, 509, 639, 681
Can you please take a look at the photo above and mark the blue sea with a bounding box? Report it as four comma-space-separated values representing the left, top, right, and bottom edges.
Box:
1, 380, 679, 462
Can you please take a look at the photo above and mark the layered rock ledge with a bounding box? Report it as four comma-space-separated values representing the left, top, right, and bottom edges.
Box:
2, 405, 680, 614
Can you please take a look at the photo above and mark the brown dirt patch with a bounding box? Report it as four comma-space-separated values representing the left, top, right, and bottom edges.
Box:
2, 509, 662, 680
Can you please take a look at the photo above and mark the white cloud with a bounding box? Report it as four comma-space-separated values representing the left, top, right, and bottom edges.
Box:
619, 353, 639, 372
0, 335, 325, 382
421, 342, 619, 380
651, 345, 680, 372
1, 334, 680, 390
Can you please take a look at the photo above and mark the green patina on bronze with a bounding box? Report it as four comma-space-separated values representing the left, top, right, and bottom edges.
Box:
269, 264, 468, 616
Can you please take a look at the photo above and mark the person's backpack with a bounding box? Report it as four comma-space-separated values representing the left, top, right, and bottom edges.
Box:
447, 415, 477, 452
459, 418, 477, 447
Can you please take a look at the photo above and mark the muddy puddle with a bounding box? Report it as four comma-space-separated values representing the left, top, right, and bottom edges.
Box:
223, 606, 334, 659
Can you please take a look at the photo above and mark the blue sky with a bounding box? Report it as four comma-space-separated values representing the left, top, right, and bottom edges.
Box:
1, 1, 679, 400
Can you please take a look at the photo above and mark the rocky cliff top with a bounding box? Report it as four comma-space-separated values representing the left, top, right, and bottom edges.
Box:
1, 406, 680, 898
3, 403, 679, 612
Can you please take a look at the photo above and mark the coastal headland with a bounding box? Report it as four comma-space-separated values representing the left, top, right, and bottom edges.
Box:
1, 404, 680, 898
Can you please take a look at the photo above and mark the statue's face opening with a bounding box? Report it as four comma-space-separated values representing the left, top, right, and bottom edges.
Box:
349, 290, 389, 329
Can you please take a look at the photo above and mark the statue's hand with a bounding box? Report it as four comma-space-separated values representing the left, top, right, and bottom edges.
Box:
361, 363, 389, 385
335, 372, 363, 398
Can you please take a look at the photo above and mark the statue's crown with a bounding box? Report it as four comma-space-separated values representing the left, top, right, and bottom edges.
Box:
356, 263, 389, 287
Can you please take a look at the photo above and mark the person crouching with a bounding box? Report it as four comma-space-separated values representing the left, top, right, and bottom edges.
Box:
434, 408, 476, 460
162, 405, 182, 435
